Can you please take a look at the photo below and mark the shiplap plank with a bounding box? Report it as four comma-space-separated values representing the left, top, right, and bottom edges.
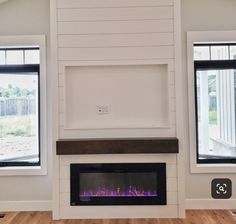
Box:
57, 7, 173, 22
59, 205, 178, 219
58, 20, 173, 35
57, 0, 174, 9
58, 33, 174, 48
58, 46, 174, 61
59, 154, 177, 166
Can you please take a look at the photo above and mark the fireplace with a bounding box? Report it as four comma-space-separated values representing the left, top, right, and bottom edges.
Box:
70, 163, 166, 206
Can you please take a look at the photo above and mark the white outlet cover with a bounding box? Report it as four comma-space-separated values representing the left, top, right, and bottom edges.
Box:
96, 105, 110, 115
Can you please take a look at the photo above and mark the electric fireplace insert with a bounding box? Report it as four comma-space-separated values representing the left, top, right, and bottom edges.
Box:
70, 163, 166, 206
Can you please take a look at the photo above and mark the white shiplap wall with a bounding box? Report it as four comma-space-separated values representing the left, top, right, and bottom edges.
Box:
54, 0, 182, 219
57, 0, 176, 138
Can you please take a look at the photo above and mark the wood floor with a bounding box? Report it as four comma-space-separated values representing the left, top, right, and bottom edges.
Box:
0, 210, 236, 224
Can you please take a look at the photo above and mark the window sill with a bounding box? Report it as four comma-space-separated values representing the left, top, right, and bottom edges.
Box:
0, 165, 47, 176
191, 163, 236, 174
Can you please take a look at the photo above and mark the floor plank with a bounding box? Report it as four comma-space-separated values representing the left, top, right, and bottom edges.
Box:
0, 210, 236, 224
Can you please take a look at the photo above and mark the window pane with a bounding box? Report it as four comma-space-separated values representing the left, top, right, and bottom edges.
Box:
194, 46, 210, 60
196, 69, 236, 162
0, 51, 5, 65
25, 50, 40, 64
211, 46, 229, 60
230, 46, 236, 60
6, 50, 24, 65
0, 73, 39, 163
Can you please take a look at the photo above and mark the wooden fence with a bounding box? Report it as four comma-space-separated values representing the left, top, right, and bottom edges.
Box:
0, 97, 36, 116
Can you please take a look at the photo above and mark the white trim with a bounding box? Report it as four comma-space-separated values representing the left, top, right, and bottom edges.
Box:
185, 199, 236, 209
0, 200, 52, 212
174, 0, 185, 219
0, 35, 47, 176
50, 0, 60, 220
0, 166, 46, 176
59, 205, 179, 219
62, 61, 172, 131
187, 31, 236, 174
58, 59, 175, 73
191, 164, 236, 174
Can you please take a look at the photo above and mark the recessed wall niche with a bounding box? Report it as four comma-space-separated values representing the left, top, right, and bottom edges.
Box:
64, 64, 169, 129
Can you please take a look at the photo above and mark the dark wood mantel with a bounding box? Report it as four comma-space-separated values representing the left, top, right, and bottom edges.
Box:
56, 138, 179, 155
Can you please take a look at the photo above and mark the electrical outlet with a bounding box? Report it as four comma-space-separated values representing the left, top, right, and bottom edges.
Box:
96, 105, 110, 115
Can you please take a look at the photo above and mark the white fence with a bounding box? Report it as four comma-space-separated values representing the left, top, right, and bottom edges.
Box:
0, 97, 36, 116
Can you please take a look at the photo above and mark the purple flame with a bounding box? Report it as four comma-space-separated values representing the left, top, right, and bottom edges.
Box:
80, 186, 157, 197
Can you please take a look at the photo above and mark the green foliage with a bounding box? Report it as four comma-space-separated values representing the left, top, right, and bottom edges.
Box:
1, 86, 31, 98
7, 129, 27, 136
2, 89, 10, 97
21, 89, 30, 97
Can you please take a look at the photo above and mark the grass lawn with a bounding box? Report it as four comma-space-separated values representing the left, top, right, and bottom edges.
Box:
0, 115, 38, 162
0, 115, 37, 138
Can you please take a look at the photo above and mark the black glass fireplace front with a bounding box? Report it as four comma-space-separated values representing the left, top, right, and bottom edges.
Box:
70, 163, 166, 206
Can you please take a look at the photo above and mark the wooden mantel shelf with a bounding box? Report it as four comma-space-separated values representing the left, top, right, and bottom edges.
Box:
56, 138, 179, 155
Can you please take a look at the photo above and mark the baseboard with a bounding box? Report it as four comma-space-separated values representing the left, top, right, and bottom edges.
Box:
1, 199, 235, 213
185, 199, 236, 209
0, 200, 52, 212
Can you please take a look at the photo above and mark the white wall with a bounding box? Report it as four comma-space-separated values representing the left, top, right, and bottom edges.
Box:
182, 0, 236, 202
0, 0, 51, 204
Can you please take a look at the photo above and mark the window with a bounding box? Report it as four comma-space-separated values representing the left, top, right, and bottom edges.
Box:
188, 31, 236, 173
0, 48, 40, 166
194, 44, 236, 164
0, 35, 46, 175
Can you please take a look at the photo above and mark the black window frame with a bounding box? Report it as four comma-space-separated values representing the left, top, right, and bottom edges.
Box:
194, 43, 236, 61
0, 47, 40, 65
194, 44, 236, 164
0, 63, 40, 167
